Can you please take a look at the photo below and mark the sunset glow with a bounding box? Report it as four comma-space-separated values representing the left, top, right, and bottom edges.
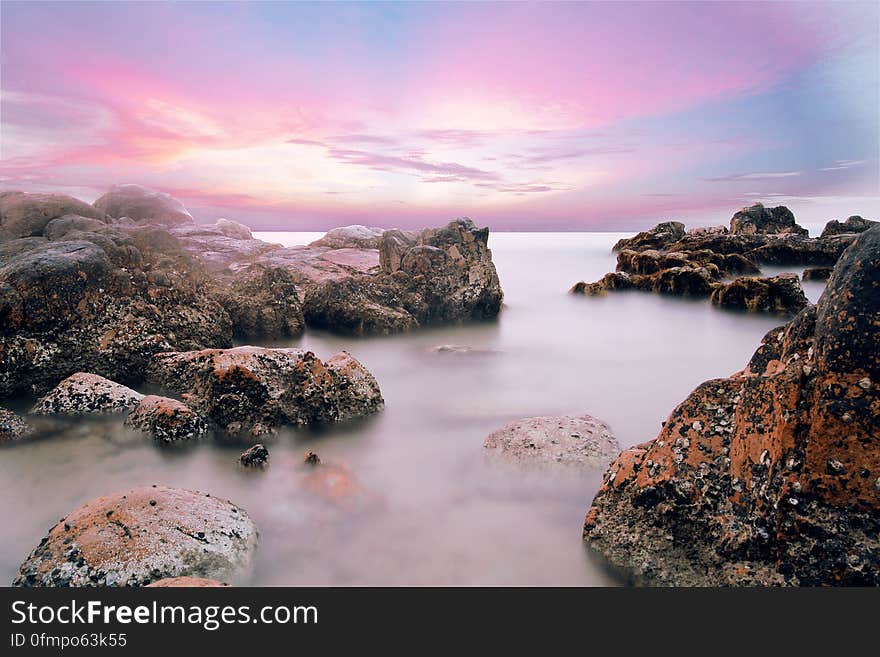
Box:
1, 1, 878, 229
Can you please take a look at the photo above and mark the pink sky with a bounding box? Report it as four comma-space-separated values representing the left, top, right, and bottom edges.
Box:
1, 1, 878, 230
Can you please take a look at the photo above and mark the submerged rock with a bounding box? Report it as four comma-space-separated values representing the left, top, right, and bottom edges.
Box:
710, 274, 809, 314
31, 373, 144, 415
14, 486, 257, 587
93, 184, 193, 226
484, 415, 620, 468
0, 407, 32, 443
584, 226, 880, 586
148, 346, 383, 435
124, 395, 208, 443
239, 443, 269, 468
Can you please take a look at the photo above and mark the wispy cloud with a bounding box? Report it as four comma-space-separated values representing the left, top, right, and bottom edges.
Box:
819, 159, 867, 171
705, 171, 802, 182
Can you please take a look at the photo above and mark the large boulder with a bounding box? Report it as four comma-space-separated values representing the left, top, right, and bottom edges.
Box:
0, 191, 107, 240
584, 226, 880, 585
729, 203, 808, 236
821, 215, 877, 238
93, 185, 193, 226
148, 346, 383, 436
14, 486, 258, 587
710, 274, 809, 314
484, 415, 620, 468
310, 225, 387, 249
31, 373, 144, 415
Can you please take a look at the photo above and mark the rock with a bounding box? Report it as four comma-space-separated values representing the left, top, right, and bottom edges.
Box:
710, 274, 809, 314
214, 218, 252, 240
93, 185, 193, 226
687, 225, 728, 236
484, 415, 620, 468
303, 450, 321, 465
570, 272, 635, 296
14, 486, 257, 587
303, 276, 418, 335
299, 463, 379, 510
124, 395, 208, 443
613, 221, 685, 252
310, 225, 387, 249
803, 266, 833, 281
31, 373, 144, 415
0, 407, 33, 443
744, 234, 853, 266
148, 346, 383, 435
239, 443, 269, 468
146, 577, 228, 587
584, 226, 880, 586
43, 215, 112, 241
821, 215, 877, 238
651, 266, 718, 297
212, 265, 304, 340
305, 219, 502, 335
729, 203, 808, 236
0, 191, 107, 240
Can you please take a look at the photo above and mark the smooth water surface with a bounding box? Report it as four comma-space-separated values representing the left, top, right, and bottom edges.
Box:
0, 232, 823, 586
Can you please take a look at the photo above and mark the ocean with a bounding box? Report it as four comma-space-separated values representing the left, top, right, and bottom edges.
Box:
0, 232, 827, 585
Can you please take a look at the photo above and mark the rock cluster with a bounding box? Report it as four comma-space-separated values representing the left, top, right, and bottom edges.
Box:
584, 226, 880, 585
1, 186, 503, 397
14, 486, 258, 587
573, 203, 869, 314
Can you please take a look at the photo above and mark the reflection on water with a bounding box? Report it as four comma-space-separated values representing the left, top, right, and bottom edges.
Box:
0, 232, 823, 586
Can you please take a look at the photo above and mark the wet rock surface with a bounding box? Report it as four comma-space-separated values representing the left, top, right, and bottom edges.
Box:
584, 226, 880, 586
14, 486, 257, 587
31, 373, 144, 415
710, 274, 809, 314
124, 395, 208, 443
0, 407, 32, 443
484, 415, 620, 468
148, 346, 383, 436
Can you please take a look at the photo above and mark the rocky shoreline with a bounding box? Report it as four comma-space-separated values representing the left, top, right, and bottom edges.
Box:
3, 186, 877, 587
583, 224, 880, 585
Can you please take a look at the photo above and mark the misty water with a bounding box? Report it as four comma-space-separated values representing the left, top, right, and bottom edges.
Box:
0, 232, 827, 586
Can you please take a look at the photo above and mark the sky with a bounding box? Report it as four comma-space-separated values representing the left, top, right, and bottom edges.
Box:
1, 1, 878, 231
